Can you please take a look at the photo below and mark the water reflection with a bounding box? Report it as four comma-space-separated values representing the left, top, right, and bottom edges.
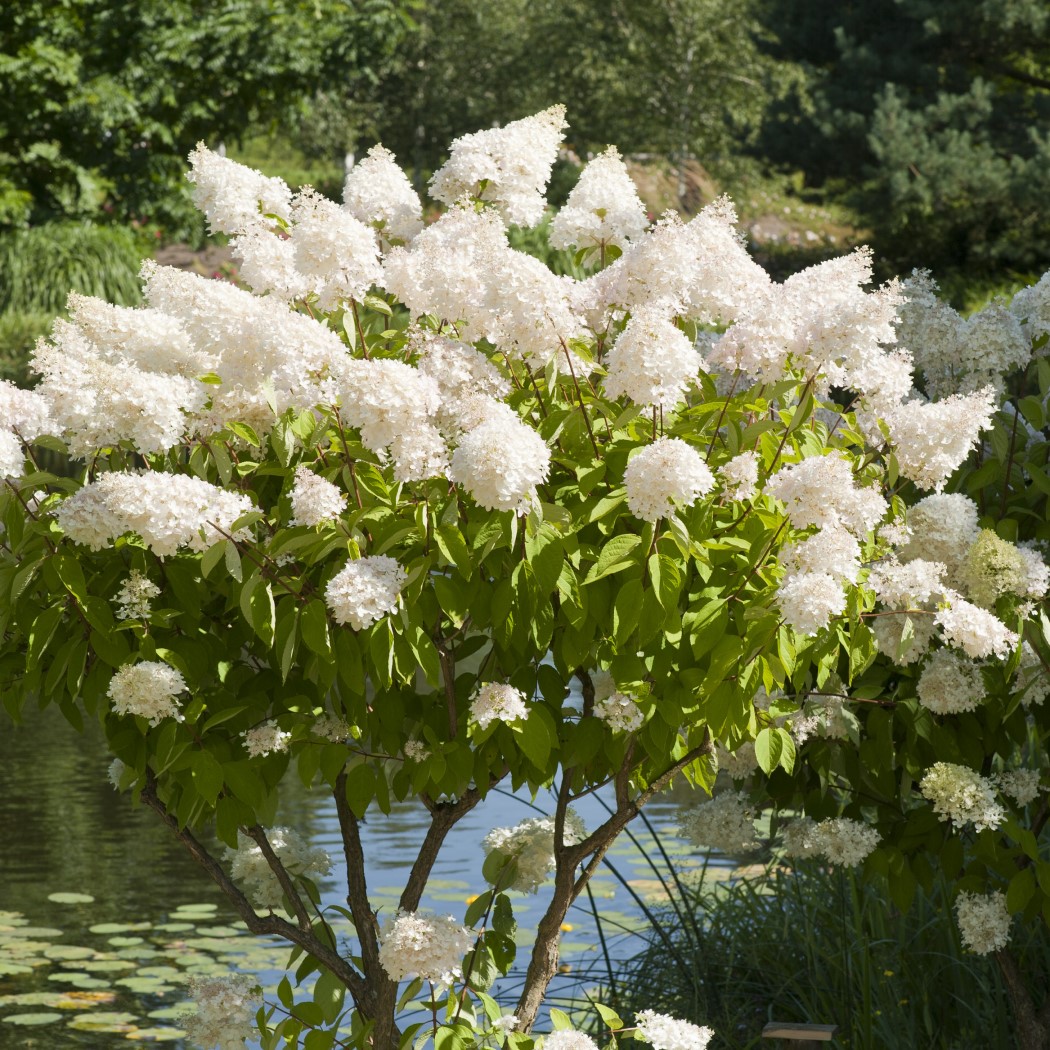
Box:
0, 708, 725, 1047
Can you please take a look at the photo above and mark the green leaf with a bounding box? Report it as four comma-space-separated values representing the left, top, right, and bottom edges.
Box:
584, 534, 642, 584
612, 578, 643, 646
754, 726, 782, 774
301, 599, 332, 658
345, 762, 376, 818
27, 605, 64, 666
313, 968, 346, 1025
594, 1004, 623, 1031
190, 751, 224, 805
465, 891, 493, 927
435, 525, 473, 578
549, 1008, 573, 1031
1007, 868, 1036, 914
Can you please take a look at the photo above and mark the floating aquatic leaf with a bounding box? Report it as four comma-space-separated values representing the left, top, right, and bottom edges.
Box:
108, 936, 145, 947
47, 892, 95, 905
2, 926, 63, 939
193, 925, 241, 938
0, 961, 33, 976
116, 978, 176, 995
171, 904, 217, 914
126, 1027, 186, 1041
153, 923, 195, 933
68, 1010, 139, 1033
90, 922, 152, 935
47, 972, 111, 990
43, 945, 96, 961
147, 1005, 191, 1021
2, 1011, 64, 1026
76, 959, 136, 972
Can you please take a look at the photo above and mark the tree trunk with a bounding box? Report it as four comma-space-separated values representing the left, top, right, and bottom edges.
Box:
996, 949, 1050, 1050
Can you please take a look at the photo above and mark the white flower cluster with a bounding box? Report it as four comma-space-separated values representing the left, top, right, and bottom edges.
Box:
290, 467, 346, 526
242, 720, 291, 758
402, 740, 431, 762
604, 307, 701, 410
678, 791, 758, 854
996, 769, 1041, 807
182, 974, 263, 1050
377, 910, 474, 985
960, 529, 1039, 609
313, 716, 351, 742
226, 828, 332, 910
470, 683, 530, 731
482, 812, 587, 893
187, 142, 292, 235
934, 595, 1018, 661
635, 1010, 714, 1050
718, 450, 760, 501
548, 147, 648, 251
624, 437, 715, 522
0, 379, 52, 477
113, 570, 161, 621
56, 471, 254, 558
325, 555, 406, 631
866, 558, 946, 609
450, 398, 551, 512
782, 817, 880, 867
916, 649, 986, 715
920, 762, 1005, 832
715, 741, 759, 780
543, 1032, 599, 1050
767, 454, 887, 536
592, 686, 645, 734
955, 891, 1011, 955
107, 661, 187, 726
1011, 268, 1050, 344
343, 144, 424, 246
414, 331, 510, 417
429, 106, 567, 227
1015, 642, 1050, 707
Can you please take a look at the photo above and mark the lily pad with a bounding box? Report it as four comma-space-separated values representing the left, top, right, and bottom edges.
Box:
43, 945, 96, 961
147, 1005, 191, 1021
77, 959, 136, 972
153, 922, 195, 933
171, 903, 217, 914
126, 1027, 185, 1041
2, 1011, 64, 1026
68, 1010, 139, 1033
47, 892, 96, 905
194, 925, 241, 938
108, 936, 145, 947
89, 922, 152, 935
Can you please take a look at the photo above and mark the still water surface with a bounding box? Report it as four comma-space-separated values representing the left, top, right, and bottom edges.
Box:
0, 708, 719, 1047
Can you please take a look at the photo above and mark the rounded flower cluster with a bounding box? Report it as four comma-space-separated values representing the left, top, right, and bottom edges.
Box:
920, 762, 1005, 832
715, 741, 759, 780
935, 595, 1018, 661
402, 740, 431, 762
959, 529, 1030, 609
996, 769, 1041, 807
604, 308, 700, 410
450, 399, 551, 513
56, 471, 254, 558
342, 144, 424, 246
898, 493, 979, 574
678, 791, 758, 854
916, 649, 986, 715
107, 661, 187, 726
113, 570, 161, 621
766, 454, 887, 537
182, 975, 263, 1050
866, 558, 946, 609
781, 817, 880, 867
325, 555, 406, 631
593, 690, 645, 733
624, 437, 715, 522
429, 106, 567, 227
718, 450, 760, 501
290, 467, 347, 527
483, 812, 587, 893
377, 910, 474, 985
187, 143, 291, 235
225, 828, 331, 910
548, 147, 648, 251
635, 1010, 714, 1050
241, 721, 291, 758
955, 891, 1011, 954
470, 683, 529, 730
543, 1032, 599, 1050
777, 571, 847, 636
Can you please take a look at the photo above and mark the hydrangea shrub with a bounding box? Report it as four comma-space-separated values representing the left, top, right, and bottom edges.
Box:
1, 106, 1049, 1047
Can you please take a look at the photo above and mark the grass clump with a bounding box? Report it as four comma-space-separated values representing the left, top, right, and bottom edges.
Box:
613, 863, 1046, 1050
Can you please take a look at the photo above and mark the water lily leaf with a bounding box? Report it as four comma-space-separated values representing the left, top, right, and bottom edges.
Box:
47, 892, 95, 904
126, 1027, 185, 1041
77, 960, 136, 972
43, 945, 96, 961
2, 926, 63, 938
147, 1005, 191, 1021
89, 923, 152, 935
193, 926, 240, 938
3, 1011, 64, 1025
107, 937, 145, 947
153, 923, 195, 933
68, 1010, 139, 1032
171, 904, 217, 914
0, 962, 33, 975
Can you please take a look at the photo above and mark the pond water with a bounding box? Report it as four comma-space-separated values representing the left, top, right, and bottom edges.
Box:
0, 707, 724, 1046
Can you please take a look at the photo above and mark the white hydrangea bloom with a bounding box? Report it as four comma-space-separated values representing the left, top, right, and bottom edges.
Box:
916, 649, 986, 715
403, 740, 431, 762
897, 492, 980, 576
230, 226, 309, 301
0, 429, 25, 477
777, 571, 847, 635
920, 762, 1005, 832
1015, 642, 1050, 707
866, 558, 946, 609
226, 828, 332, 910
114, 570, 161, 621
871, 612, 936, 665
678, 791, 758, 853
1010, 268, 1050, 344
996, 769, 1041, 807
482, 812, 587, 893
290, 467, 346, 526
548, 147, 648, 250
783, 527, 861, 583
414, 331, 510, 423
108, 757, 128, 790
325, 556, 406, 631
108, 661, 187, 726
883, 388, 996, 492
781, 817, 822, 858
715, 741, 759, 780
766, 454, 887, 537
55, 471, 254, 557
543, 1032, 599, 1050
782, 817, 879, 867
470, 683, 529, 730
958, 530, 1030, 609
935, 593, 1018, 661
624, 437, 715, 522
719, 450, 760, 500
593, 690, 645, 733
603, 307, 701, 410
0, 378, 53, 438
1017, 542, 1050, 601
429, 106, 567, 227
289, 187, 383, 311
343, 145, 424, 246
634, 1010, 714, 1050
187, 142, 292, 235
242, 720, 291, 758
450, 399, 550, 513
378, 910, 474, 985
313, 716, 351, 742
955, 891, 1011, 955
182, 975, 263, 1050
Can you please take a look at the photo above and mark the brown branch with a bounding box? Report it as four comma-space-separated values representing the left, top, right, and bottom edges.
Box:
243, 825, 313, 934
139, 773, 370, 1009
